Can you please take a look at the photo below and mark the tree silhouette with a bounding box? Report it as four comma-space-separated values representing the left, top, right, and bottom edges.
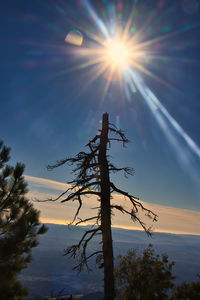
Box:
171, 276, 200, 300
0, 141, 47, 299
115, 244, 175, 300
47, 113, 157, 300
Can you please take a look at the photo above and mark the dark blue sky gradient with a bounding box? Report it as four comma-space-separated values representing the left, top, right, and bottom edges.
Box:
1, 0, 200, 211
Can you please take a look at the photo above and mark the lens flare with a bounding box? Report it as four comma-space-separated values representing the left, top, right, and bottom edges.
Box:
65, 30, 83, 46
58, 1, 200, 184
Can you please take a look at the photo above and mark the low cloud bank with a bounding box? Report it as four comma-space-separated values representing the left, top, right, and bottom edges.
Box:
26, 175, 200, 235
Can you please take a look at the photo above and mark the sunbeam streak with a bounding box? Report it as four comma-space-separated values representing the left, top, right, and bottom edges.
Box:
127, 68, 200, 188
83, 0, 109, 39
60, 0, 200, 185
129, 69, 200, 160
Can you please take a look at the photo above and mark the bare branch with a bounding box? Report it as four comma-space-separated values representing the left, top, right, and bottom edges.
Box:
108, 127, 130, 146
70, 193, 82, 224
74, 215, 100, 226
68, 175, 100, 186
110, 182, 158, 222
61, 190, 100, 203
108, 164, 134, 177
108, 138, 128, 143
110, 182, 139, 200
47, 158, 69, 170
85, 250, 103, 262
64, 226, 102, 271
42, 112, 157, 291
86, 134, 100, 146
108, 122, 117, 129
111, 204, 152, 236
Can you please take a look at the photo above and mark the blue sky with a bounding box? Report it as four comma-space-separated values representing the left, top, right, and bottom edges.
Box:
1, 0, 200, 232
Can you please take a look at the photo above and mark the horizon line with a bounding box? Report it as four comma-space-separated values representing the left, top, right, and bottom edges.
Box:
41, 219, 200, 236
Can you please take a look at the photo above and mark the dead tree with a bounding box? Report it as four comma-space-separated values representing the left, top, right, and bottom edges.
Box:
47, 113, 157, 300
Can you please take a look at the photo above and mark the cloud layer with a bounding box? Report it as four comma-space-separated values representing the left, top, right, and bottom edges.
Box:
25, 175, 200, 235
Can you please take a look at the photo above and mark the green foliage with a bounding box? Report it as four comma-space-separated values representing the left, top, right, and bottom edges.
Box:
170, 279, 200, 300
115, 244, 175, 300
0, 141, 48, 300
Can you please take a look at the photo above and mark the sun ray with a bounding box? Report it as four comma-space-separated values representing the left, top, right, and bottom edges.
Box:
101, 66, 115, 101
143, 54, 200, 64
59, 2, 199, 113
75, 55, 108, 70
83, 0, 109, 39
128, 60, 174, 90
53, 1, 200, 194
130, 69, 200, 161
129, 22, 199, 54
41, 51, 107, 82
74, 62, 111, 98
122, 8, 136, 43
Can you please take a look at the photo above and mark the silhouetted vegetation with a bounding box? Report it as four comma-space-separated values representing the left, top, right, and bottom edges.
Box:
115, 244, 200, 300
0, 140, 48, 300
171, 277, 200, 300
115, 244, 175, 300
46, 113, 157, 300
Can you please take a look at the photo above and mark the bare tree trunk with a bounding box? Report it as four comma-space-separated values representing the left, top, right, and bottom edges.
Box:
46, 112, 157, 298
99, 113, 115, 300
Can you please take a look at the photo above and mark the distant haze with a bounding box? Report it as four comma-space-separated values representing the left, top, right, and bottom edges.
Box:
20, 223, 200, 299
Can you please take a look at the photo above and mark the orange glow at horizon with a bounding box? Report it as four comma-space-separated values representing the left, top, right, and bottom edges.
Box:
40, 218, 200, 236
27, 175, 200, 237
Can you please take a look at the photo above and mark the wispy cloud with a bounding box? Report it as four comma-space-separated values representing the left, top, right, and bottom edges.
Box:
25, 175, 70, 191
26, 175, 200, 235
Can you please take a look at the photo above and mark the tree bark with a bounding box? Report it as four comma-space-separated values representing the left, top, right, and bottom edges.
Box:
99, 113, 115, 300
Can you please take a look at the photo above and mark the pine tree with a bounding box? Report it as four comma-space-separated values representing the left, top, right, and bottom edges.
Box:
0, 141, 47, 300
47, 113, 157, 300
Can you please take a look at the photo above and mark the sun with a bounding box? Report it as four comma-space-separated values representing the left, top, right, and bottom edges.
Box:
104, 37, 131, 69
